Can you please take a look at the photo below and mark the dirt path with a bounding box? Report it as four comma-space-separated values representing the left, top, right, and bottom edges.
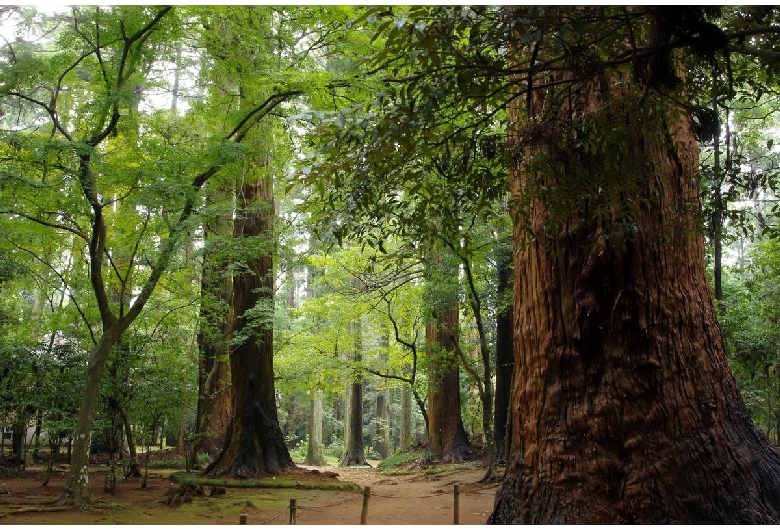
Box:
296, 461, 499, 525
0, 461, 500, 525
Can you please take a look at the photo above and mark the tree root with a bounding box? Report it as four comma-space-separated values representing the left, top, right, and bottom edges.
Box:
1, 505, 73, 516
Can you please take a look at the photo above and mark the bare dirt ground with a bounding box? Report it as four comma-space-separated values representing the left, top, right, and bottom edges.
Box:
0, 459, 500, 525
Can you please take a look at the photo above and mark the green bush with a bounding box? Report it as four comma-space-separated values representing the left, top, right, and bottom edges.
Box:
377, 450, 425, 471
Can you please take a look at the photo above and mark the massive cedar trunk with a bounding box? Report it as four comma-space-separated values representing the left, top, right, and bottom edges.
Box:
206, 176, 293, 478
489, 68, 780, 523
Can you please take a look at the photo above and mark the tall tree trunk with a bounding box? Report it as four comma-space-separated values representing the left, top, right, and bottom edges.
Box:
710, 66, 725, 310
341, 317, 367, 467
493, 243, 514, 463
426, 305, 470, 462
193, 188, 234, 464
425, 248, 469, 462
400, 381, 412, 450
63, 329, 121, 506
305, 388, 325, 466
205, 172, 293, 478
373, 334, 391, 459
375, 385, 391, 459
119, 406, 141, 478
490, 67, 780, 523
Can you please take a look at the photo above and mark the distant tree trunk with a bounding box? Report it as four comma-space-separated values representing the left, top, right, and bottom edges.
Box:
490, 47, 780, 523
373, 334, 391, 459
493, 244, 514, 462
426, 319, 470, 462
375, 386, 390, 458
400, 382, 412, 450
425, 248, 469, 463
426, 306, 470, 462
305, 389, 325, 466
710, 70, 725, 310
119, 407, 141, 477
11, 421, 24, 464
341, 318, 367, 467
205, 171, 293, 478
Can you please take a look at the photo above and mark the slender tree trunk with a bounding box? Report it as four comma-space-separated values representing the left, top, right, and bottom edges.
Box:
490, 67, 780, 524
710, 67, 725, 309
206, 170, 293, 477
400, 381, 412, 450
62, 329, 121, 506
493, 244, 514, 463
119, 407, 141, 478
305, 389, 325, 466
374, 334, 391, 459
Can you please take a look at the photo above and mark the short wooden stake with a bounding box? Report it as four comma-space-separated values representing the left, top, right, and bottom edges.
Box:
454, 484, 460, 525
239, 512, 247, 525
360, 486, 370, 524
289, 498, 297, 524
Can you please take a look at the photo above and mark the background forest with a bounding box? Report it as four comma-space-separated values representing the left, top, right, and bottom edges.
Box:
1, 5, 780, 519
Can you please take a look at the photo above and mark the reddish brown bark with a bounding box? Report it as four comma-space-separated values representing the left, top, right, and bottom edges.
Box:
489, 77, 780, 523
194, 338, 232, 459
206, 177, 293, 478
426, 306, 470, 463
341, 317, 367, 467
194, 219, 233, 461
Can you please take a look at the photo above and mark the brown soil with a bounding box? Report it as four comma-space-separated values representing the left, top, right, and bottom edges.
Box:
0, 460, 500, 525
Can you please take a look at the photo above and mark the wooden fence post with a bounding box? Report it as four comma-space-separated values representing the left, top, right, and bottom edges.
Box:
454, 484, 460, 525
289, 498, 297, 524
239, 513, 247, 525
360, 486, 371, 524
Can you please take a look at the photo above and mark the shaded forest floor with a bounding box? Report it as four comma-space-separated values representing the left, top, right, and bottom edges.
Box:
0, 454, 500, 525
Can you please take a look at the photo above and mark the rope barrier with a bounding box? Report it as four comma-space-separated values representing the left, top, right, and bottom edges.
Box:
369, 490, 449, 499
257, 506, 289, 525
239, 482, 498, 524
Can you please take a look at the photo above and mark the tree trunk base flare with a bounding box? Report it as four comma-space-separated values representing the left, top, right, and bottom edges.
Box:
125, 462, 142, 478
480, 461, 498, 483
440, 440, 470, 464
204, 405, 295, 479
340, 455, 370, 467
56, 488, 88, 510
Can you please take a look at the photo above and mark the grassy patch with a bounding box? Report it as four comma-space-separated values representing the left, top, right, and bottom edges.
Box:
376, 450, 425, 472
145, 454, 210, 470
